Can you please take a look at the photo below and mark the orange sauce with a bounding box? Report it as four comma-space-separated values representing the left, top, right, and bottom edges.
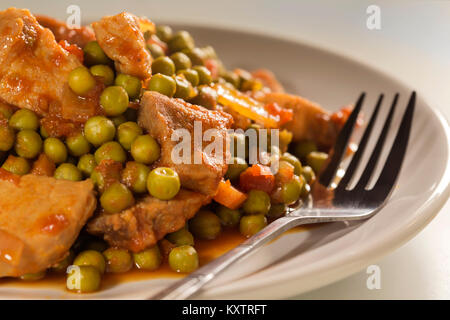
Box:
0, 225, 311, 291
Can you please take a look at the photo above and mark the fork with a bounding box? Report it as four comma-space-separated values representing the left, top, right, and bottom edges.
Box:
150, 91, 416, 300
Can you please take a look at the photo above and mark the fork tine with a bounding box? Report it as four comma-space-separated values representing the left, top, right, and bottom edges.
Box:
372, 92, 415, 196
337, 94, 384, 190
353, 93, 399, 190
319, 92, 365, 187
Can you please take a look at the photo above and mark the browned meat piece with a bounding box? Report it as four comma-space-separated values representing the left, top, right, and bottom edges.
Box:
36, 15, 95, 47
138, 91, 233, 196
258, 92, 339, 149
92, 12, 152, 80
0, 8, 100, 123
252, 69, 285, 93
88, 189, 209, 252
0, 171, 96, 277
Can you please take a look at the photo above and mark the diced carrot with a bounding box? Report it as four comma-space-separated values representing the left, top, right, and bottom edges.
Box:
265, 102, 293, 126
213, 180, 248, 210
239, 164, 275, 194
205, 59, 219, 79
59, 40, 84, 63
31, 153, 56, 177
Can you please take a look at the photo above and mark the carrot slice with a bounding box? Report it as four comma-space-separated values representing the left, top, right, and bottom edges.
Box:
213, 180, 248, 210
239, 164, 275, 194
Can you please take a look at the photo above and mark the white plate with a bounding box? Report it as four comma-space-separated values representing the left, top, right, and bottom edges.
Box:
1, 22, 449, 299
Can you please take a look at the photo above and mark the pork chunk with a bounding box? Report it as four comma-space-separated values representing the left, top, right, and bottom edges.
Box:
87, 189, 209, 252
92, 12, 152, 80
37, 15, 95, 48
138, 91, 233, 196
0, 8, 100, 123
258, 92, 339, 149
0, 172, 96, 277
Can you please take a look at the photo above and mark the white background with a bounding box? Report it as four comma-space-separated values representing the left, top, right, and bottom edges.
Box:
4, 0, 450, 299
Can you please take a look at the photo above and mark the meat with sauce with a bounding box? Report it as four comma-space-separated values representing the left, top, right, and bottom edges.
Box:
258, 92, 339, 149
87, 189, 209, 252
138, 91, 233, 196
0, 8, 100, 125
0, 172, 96, 277
92, 12, 152, 80
36, 15, 95, 48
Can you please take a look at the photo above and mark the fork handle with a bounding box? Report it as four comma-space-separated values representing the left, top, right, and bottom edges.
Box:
149, 216, 305, 300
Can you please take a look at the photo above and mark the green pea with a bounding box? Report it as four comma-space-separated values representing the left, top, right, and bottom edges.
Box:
83, 41, 112, 66
103, 248, 133, 273
54, 163, 82, 181
43, 137, 68, 164
51, 251, 75, 273
90, 65, 115, 86
189, 85, 217, 109
293, 140, 318, 160
222, 71, 240, 88
166, 228, 195, 246
131, 135, 160, 164
0, 103, 14, 120
192, 66, 212, 85
1, 155, 30, 175
114, 74, 142, 100
0, 124, 15, 151
77, 154, 96, 177
201, 46, 217, 60
20, 270, 46, 281
66, 133, 91, 157
110, 115, 127, 127
151, 56, 175, 76
306, 151, 329, 174
301, 166, 315, 184
156, 25, 173, 42
178, 69, 199, 86
9, 109, 39, 131
168, 245, 199, 273
15, 130, 42, 159
280, 152, 302, 176
170, 52, 192, 71
267, 203, 287, 219
146, 167, 180, 200
100, 182, 134, 214
280, 176, 303, 205
147, 43, 165, 59
121, 161, 150, 193
100, 86, 129, 117
168, 31, 194, 53
66, 265, 101, 293
147, 73, 177, 97
133, 246, 162, 271
225, 157, 248, 181
117, 121, 143, 150
94, 141, 127, 164
216, 205, 241, 227
278, 129, 293, 151
39, 125, 49, 139
242, 190, 271, 215
73, 250, 106, 274
189, 210, 221, 240
174, 76, 194, 100
68, 66, 96, 96
83, 116, 116, 147
239, 214, 267, 237
181, 48, 205, 66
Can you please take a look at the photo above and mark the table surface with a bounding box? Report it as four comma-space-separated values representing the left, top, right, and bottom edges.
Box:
5, 0, 450, 299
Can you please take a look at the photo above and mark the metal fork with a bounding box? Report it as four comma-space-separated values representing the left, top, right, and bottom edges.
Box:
150, 92, 416, 300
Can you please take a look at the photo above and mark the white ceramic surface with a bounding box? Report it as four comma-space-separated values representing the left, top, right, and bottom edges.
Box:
0, 21, 448, 299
